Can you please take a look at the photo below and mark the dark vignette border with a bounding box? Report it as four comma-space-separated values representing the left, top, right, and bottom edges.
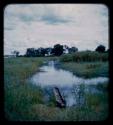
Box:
0, 0, 112, 125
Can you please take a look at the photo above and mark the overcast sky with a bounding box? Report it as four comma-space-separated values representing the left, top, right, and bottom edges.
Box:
4, 4, 109, 55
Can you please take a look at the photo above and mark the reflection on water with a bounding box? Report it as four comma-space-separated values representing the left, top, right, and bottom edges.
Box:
30, 61, 108, 107
31, 61, 108, 86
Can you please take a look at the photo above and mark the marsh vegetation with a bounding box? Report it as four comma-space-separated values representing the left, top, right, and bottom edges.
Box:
4, 52, 109, 121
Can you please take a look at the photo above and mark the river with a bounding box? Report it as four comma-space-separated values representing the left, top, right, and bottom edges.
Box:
30, 61, 108, 107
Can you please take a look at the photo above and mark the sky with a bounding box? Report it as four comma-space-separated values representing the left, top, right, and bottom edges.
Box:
4, 4, 109, 55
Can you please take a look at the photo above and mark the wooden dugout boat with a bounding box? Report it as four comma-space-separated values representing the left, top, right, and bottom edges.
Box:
53, 87, 66, 108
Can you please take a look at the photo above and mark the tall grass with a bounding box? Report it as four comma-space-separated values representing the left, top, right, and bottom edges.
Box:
28, 87, 108, 121
4, 57, 109, 121
60, 51, 108, 62
59, 62, 109, 78
4, 57, 44, 120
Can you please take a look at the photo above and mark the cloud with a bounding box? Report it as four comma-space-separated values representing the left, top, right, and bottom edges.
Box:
40, 14, 70, 24
4, 4, 75, 25
4, 4, 108, 55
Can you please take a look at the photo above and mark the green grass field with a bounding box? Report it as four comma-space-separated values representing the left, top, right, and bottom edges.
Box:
4, 55, 109, 121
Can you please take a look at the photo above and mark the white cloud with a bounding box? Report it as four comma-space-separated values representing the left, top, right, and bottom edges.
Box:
4, 4, 108, 55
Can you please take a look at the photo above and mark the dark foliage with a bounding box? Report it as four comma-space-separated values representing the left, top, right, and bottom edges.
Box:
95, 45, 106, 53
53, 44, 63, 56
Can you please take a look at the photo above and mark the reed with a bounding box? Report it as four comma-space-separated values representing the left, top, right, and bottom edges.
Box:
60, 51, 108, 62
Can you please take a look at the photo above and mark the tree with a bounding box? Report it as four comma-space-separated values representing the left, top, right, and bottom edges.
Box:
53, 44, 63, 56
44, 47, 53, 56
12, 50, 19, 57
38, 47, 46, 56
68, 47, 78, 53
25, 48, 48, 57
95, 45, 105, 53
40, 48, 46, 56
26, 48, 35, 57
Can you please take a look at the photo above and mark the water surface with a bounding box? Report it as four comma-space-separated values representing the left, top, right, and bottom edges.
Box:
30, 61, 108, 107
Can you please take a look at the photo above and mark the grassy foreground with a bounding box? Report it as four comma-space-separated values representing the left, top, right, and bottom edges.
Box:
4, 57, 44, 120
4, 57, 109, 121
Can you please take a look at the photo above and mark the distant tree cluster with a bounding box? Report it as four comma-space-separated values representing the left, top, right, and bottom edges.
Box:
11, 44, 108, 57
25, 44, 79, 57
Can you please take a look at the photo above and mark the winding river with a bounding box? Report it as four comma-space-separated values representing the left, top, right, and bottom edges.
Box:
30, 61, 109, 107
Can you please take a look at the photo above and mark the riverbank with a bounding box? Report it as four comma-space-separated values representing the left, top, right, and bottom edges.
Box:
4, 57, 44, 120
4, 57, 109, 121
59, 62, 109, 78
59, 51, 109, 78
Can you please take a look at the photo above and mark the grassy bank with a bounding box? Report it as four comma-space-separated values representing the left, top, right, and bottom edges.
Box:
29, 90, 108, 121
59, 62, 109, 78
4, 57, 44, 120
4, 57, 109, 121
60, 51, 109, 78
60, 51, 108, 62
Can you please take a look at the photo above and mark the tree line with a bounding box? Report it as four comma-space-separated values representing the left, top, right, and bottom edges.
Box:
12, 44, 108, 57
23, 44, 78, 57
